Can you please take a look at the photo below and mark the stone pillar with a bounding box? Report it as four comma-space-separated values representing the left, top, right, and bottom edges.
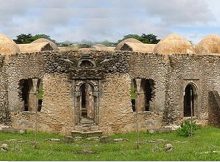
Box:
86, 84, 95, 119
28, 79, 38, 112
136, 79, 145, 112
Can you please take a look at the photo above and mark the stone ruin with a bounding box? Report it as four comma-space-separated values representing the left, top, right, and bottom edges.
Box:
0, 33, 220, 135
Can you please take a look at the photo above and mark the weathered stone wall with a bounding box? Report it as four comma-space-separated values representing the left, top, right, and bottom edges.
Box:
128, 53, 167, 129
208, 91, 220, 126
98, 73, 163, 135
6, 53, 44, 112
164, 54, 216, 125
99, 73, 133, 134
0, 55, 10, 124
129, 53, 167, 112
11, 73, 75, 135
3, 50, 220, 135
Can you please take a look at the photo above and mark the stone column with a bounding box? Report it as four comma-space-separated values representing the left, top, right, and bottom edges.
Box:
28, 79, 38, 112
75, 91, 81, 124
135, 79, 145, 112
86, 84, 95, 120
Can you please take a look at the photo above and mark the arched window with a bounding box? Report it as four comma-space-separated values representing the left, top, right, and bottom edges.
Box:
79, 60, 95, 68
184, 84, 197, 117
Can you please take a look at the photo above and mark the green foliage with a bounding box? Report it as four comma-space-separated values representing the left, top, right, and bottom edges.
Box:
130, 86, 137, 99
14, 33, 56, 44
177, 120, 199, 137
13, 34, 33, 44
78, 44, 92, 48
37, 83, 44, 100
118, 33, 160, 44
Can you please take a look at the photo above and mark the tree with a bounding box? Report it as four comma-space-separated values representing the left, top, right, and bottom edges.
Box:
140, 34, 160, 44
14, 33, 55, 44
118, 33, 160, 44
14, 34, 33, 44
117, 34, 141, 44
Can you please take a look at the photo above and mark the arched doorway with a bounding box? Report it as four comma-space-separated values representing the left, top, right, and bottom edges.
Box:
184, 84, 197, 117
79, 83, 95, 121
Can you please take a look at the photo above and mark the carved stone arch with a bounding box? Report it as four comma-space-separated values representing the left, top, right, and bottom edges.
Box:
187, 82, 198, 96
88, 80, 99, 92
78, 59, 96, 68
184, 82, 198, 117
75, 81, 86, 92
74, 79, 100, 125
75, 80, 98, 92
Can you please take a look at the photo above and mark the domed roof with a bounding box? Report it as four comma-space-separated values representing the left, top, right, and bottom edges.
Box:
154, 34, 195, 55
0, 33, 20, 55
121, 42, 155, 53
18, 42, 54, 53
31, 38, 58, 50
115, 38, 142, 50
195, 34, 220, 54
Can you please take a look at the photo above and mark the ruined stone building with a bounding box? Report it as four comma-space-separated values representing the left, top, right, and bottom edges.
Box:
0, 33, 220, 135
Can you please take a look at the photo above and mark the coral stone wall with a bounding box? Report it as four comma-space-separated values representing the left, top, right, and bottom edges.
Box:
3, 50, 220, 135
11, 73, 75, 135
99, 73, 133, 134
6, 53, 44, 112
0, 55, 10, 124
37, 73, 74, 134
129, 53, 168, 113
98, 73, 163, 135
208, 91, 220, 126
165, 54, 215, 124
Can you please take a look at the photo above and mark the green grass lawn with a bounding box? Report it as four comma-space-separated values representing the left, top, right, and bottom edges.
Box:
0, 126, 220, 160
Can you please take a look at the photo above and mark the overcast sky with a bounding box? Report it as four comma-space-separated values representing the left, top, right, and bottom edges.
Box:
0, 0, 219, 43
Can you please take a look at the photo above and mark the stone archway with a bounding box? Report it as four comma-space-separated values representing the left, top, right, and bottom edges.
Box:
80, 83, 95, 120
184, 83, 197, 117
74, 80, 99, 125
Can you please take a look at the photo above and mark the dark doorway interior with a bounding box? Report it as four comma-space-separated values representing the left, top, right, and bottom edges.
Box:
141, 79, 155, 111
80, 83, 87, 117
184, 84, 195, 117
131, 79, 137, 112
19, 79, 33, 111
37, 79, 43, 112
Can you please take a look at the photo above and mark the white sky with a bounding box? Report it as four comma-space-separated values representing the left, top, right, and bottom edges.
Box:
0, 0, 219, 43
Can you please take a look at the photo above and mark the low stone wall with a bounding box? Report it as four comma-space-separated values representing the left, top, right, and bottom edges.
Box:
208, 91, 220, 126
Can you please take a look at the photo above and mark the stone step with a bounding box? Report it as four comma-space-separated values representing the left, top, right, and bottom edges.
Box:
80, 118, 94, 124
75, 125, 99, 132
71, 130, 102, 138
0, 127, 26, 134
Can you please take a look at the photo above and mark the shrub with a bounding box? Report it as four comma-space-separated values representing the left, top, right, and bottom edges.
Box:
177, 120, 198, 137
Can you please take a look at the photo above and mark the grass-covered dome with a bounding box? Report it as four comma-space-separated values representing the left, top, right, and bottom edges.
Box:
115, 38, 142, 50
0, 33, 20, 55
154, 34, 195, 55
195, 34, 220, 54
32, 38, 58, 50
